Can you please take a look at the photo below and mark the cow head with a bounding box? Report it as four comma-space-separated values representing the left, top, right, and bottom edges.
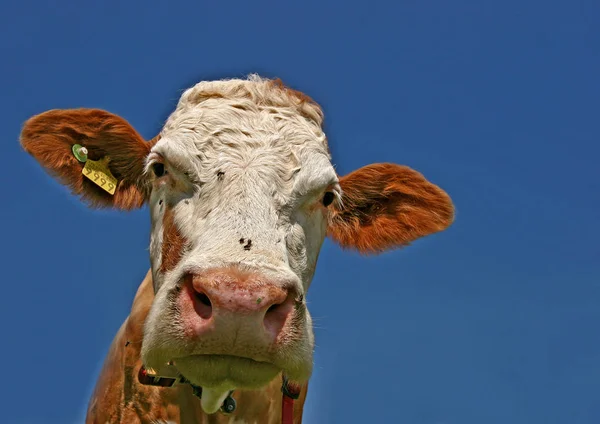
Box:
20, 76, 454, 413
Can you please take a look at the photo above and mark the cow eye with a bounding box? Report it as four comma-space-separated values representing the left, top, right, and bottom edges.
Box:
151, 162, 167, 177
322, 191, 335, 207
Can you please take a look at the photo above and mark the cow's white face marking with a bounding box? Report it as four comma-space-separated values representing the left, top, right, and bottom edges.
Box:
141, 76, 340, 392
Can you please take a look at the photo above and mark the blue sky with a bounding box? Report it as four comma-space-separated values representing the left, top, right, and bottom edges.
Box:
1, 1, 599, 423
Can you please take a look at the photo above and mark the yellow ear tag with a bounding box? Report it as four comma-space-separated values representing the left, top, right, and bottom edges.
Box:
82, 157, 118, 195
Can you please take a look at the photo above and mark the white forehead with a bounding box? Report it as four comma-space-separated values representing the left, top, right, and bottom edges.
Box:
151, 75, 331, 176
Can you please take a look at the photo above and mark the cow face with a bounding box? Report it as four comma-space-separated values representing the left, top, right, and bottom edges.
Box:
20, 75, 454, 413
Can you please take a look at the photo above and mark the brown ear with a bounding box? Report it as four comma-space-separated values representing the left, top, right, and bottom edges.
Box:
20, 108, 152, 210
328, 163, 454, 254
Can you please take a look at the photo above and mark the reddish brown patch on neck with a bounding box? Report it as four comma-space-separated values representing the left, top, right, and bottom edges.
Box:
160, 207, 187, 273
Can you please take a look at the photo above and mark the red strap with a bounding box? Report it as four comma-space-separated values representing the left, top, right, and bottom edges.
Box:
281, 376, 301, 424
281, 394, 295, 424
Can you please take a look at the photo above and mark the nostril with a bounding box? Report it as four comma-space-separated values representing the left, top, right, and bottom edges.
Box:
263, 293, 295, 341
266, 303, 280, 314
195, 292, 211, 307
193, 291, 213, 320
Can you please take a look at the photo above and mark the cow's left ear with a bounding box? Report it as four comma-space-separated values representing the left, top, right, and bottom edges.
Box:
20, 108, 154, 210
328, 163, 454, 254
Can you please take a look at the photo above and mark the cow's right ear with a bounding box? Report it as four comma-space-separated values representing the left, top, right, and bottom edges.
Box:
20, 108, 154, 210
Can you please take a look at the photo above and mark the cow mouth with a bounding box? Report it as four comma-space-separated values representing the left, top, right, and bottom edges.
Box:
173, 353, 282, 390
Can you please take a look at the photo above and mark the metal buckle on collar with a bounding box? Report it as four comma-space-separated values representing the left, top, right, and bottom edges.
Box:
281, 375, 300, 400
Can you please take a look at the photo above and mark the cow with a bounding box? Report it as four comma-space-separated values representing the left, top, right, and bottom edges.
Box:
19, 75, 454, 423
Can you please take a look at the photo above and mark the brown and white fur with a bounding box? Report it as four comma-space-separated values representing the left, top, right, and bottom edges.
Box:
20, 75, 454, 423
